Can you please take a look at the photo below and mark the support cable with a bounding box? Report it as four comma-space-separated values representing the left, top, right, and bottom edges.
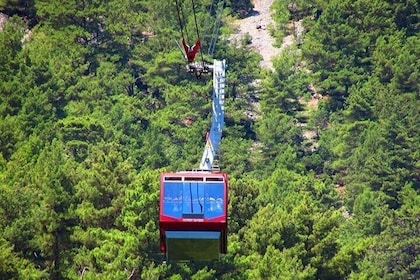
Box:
191, 0, 205, 64
175, 0, 185, 39
207, 0, 224, 57
175, 0, 190, 43
202, 0, 216, 54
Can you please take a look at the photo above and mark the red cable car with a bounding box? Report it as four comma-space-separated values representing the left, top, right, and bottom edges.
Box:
159, 171, 228, 261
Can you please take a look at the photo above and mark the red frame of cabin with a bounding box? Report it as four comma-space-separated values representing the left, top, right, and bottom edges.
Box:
159, 171, 228, 255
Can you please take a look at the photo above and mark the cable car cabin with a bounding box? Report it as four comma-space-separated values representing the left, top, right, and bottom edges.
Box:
159, 172, 228, 261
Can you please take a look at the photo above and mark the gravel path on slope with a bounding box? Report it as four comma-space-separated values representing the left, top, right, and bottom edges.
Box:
231, 0, 294, 70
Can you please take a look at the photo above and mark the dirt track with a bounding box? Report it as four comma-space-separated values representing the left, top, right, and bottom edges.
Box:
232, 0, 294, 70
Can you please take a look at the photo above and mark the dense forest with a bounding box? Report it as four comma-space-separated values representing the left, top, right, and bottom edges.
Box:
1, 0, 419, 279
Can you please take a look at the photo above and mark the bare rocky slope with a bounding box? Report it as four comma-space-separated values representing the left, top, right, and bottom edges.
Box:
231, 0, 294, 70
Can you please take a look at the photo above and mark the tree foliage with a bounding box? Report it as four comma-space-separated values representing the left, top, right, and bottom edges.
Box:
0, 0, 419, 278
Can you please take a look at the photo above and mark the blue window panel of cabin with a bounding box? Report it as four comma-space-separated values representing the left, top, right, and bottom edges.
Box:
162, 181, 183, 218
162, 181, 224, 219
202, 182, 224, 218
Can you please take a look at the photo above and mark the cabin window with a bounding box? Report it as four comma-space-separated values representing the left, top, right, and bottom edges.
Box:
162, 180, 224, 219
